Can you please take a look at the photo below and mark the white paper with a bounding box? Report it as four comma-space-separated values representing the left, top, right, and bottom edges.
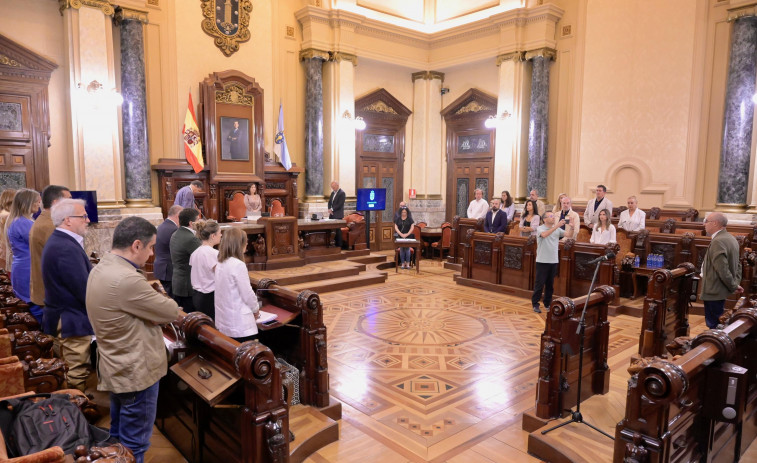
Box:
256, 310, 278, 324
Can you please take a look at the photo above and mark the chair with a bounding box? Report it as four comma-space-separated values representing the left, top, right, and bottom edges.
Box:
340, 213, 366, 250
0, 356, 25, 398
430, 223, 452, 261
575, 225, 591, 243
227, 192, 247, 222
270, 199, 285, 217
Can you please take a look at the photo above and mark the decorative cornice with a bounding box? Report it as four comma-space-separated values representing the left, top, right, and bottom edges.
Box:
330, 51, 358, 66
58, 0, 115, 17
727, 4, 757, 21
362, 100, 399, 114
496, 51, 525, 66
455, 100, 495, 114
114, 6, 149, 25
411, 70, 444, 82
0, 55, 21, 68
299, 47, 330, 61
525, 47, 556, 61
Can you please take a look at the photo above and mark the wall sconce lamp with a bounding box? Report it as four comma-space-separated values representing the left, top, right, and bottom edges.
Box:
77, 80, 123, 106
342, 110, 366, 130
484, 110, 512, 128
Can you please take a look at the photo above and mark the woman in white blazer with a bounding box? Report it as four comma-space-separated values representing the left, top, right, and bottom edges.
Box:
214, 227, 260, 342
617, 196, 646, 231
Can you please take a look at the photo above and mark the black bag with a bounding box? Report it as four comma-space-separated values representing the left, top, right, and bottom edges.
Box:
0, 393, 111, 457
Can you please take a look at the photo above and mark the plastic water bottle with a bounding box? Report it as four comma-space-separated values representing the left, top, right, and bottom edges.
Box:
634, 256, 640, 268
653, 254, 660, 268
649, 254, 656, 268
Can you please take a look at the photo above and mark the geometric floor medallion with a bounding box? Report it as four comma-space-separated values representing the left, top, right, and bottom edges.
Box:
357, 308, 489, 346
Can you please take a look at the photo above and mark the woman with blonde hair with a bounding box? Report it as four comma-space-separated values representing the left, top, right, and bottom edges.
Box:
214, 227, 259, 342
6, 188, 41, 320
590, 209, 616, 245
0, 189, 17, 271
189, 219, 221, 319
552, 193, 567, 213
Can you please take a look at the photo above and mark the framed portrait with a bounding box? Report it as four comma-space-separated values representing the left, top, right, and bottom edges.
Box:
220, 116, 250, 161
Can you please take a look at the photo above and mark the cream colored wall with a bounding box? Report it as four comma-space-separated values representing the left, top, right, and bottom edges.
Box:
0, 0, 73, 188
354, 58, 415, 200
571, 0, 701, 210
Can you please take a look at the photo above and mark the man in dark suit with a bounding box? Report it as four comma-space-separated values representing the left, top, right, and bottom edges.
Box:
328, 181, 346, 248
701, 212, 743, 328
170, 208, 201, 311
41, 198, 93, 391
154, 205, 182, 298
484, 198, 508, 234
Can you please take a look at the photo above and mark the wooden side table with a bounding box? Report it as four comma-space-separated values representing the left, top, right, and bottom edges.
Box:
395, 239, 422, 274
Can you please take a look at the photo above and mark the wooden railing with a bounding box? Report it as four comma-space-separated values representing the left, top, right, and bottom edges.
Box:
637, 263, 697, 358
535, 285, 615, 419
448, 216, 483, 264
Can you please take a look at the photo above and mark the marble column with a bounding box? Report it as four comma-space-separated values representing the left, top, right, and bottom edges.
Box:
494, 52, 529, 202
60, 0, 125, 207
301, 49, 329, 200
409, 71, 445, 225
525, 48, 555, 199
115, 8, 151, 207
718, 16, 757, 211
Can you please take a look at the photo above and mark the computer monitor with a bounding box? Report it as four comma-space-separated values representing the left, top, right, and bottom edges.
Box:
69, 190, 99, 223
356, 188, 386, 211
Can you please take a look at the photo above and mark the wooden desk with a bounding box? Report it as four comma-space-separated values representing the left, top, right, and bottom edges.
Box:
256, 302, 297, 331
420, 227, 442, 257
395, 239, 421, 274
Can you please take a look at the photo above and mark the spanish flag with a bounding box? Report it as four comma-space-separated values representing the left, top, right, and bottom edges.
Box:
182, 92, 204, 173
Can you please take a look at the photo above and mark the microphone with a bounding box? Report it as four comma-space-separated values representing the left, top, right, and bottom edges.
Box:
587, 252, 615, 265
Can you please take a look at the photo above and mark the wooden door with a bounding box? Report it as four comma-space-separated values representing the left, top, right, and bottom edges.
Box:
355, 89, 411, 251
441, 89, 497, 224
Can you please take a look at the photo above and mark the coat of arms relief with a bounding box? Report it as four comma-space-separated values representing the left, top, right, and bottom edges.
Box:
200, 0, 252, 57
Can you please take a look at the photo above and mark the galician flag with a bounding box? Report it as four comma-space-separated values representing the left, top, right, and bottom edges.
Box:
182, 92, 204, 173
274, 102, 292, 171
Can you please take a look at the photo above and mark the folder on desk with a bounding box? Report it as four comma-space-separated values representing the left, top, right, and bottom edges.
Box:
256, 310, 277, 324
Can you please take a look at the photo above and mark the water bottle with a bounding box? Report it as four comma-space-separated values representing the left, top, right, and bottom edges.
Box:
653, 254, 660, 268
651, 254, 657, 268
649, 254, 656, 268
634, 255, 640, 268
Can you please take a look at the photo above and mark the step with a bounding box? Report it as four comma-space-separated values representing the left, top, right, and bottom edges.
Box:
347, 253, 388, 264
252, 263, 365, 286
288, 271, 388, 293
289, 404, 339, 463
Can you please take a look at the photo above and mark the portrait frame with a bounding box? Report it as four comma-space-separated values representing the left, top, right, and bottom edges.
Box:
220, 116, 250, 161
200, 70, 265, 184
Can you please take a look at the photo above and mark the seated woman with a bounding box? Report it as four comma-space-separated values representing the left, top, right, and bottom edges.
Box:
519, 200, 540, 237
590, 209, 616, 245
6, 189, 42, 321
244, 183, 262, 216
189, 219, 221, 319
618, 195, 645, 231
214, 227, 260, 343
394, 207, 414, 269
501, 191, 515, 223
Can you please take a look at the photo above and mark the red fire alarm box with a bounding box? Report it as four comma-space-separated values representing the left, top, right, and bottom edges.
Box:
409, 188, 416, 199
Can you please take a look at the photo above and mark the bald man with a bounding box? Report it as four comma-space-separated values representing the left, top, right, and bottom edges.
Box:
328, 181, 346, 247
701, 212, 743, 328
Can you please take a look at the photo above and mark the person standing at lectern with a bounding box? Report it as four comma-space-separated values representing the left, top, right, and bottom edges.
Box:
328, 181, 345, 248
173, 180, 203, 211
701, 212, 743, 328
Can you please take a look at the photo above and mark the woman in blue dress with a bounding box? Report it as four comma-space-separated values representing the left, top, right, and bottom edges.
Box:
5, 188, 41, 321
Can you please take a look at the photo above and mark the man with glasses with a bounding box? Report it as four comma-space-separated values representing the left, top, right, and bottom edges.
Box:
701, 212, 743, 328
40, 198, 92, 391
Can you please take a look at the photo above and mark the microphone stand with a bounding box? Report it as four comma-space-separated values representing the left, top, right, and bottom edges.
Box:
540, 253, 614, 440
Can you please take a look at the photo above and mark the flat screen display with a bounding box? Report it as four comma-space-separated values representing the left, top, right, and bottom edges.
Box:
356, 188, 386, 211
70, 190, 99, 223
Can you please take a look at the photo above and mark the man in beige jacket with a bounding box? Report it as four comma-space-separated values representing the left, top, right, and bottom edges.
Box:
557, 196, 581, 239
87, 216, 179, 463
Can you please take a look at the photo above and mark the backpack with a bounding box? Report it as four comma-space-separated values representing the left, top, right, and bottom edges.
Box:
0, 393, 111, 457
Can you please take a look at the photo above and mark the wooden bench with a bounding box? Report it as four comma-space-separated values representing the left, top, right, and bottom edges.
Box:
637, 263, 697, 358
447, 216, 484, 265
615, 301, 757, 462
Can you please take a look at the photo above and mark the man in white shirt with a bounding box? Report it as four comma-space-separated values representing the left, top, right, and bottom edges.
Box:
466, 189, 488, 219
529, 189, 546, 217
584, 184, 613, 225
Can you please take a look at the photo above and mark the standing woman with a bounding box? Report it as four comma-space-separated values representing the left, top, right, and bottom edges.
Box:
244, 183, 262, 216
6, 189, 41, 321
552, 193, 567, 213
214, 227, 260, 342
394, 207, 415, 269
0, 189, 17, 271
501, 191, 515, 223
519, 200, 541, 237
189, 219, 221, 319
590, 209, 616, 244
